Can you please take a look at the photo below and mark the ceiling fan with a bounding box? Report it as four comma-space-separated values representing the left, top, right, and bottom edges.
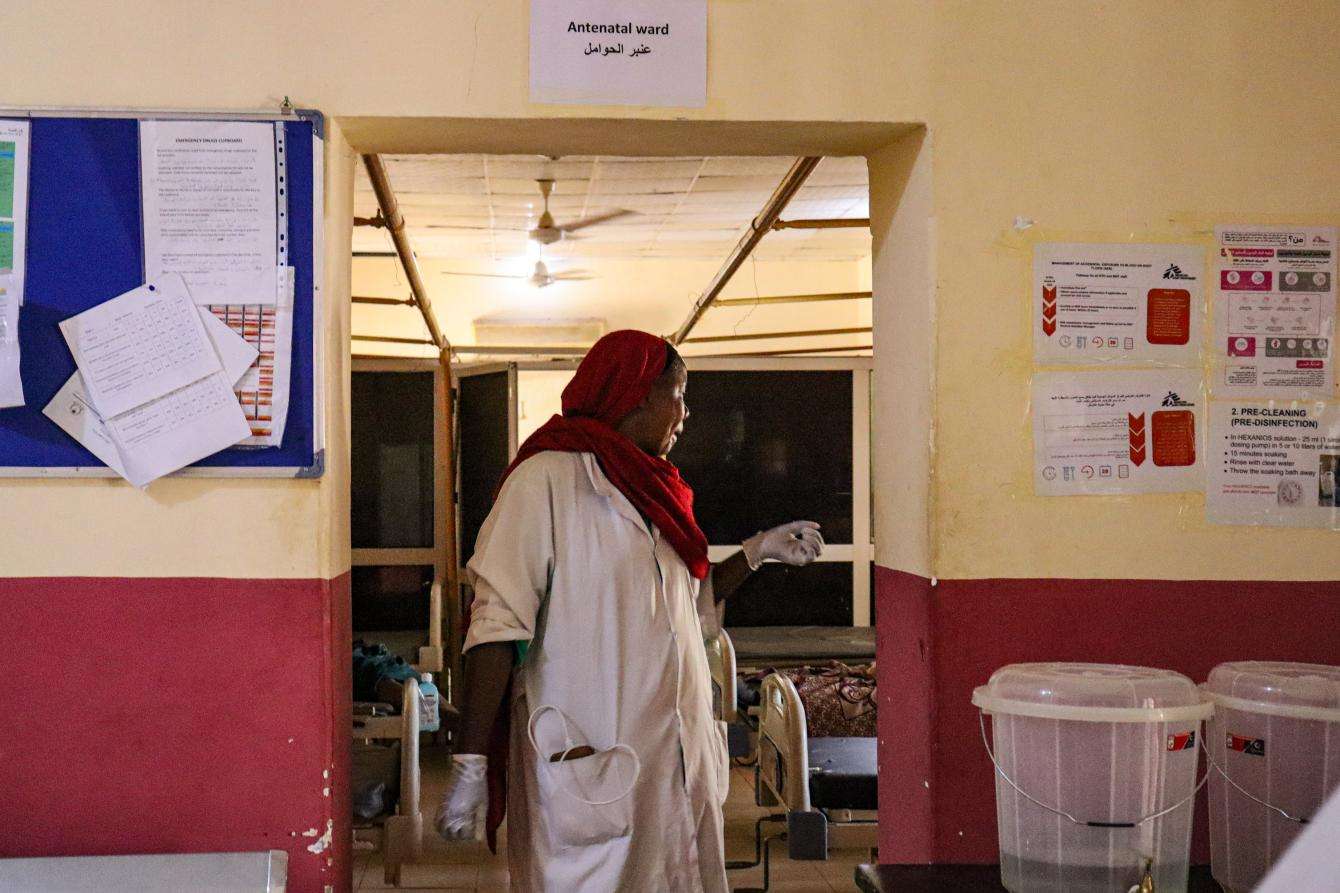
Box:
441, 249, 594, 289
527, 178, 633, 245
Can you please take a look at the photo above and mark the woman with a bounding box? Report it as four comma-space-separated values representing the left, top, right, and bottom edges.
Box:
436, 330, 823, 891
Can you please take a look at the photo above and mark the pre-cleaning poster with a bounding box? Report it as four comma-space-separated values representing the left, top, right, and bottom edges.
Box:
1032, 370, 1204, 496
1207, 400, 1340, 528
1214, 225, 1336, 398
1034, 243, 1205, 366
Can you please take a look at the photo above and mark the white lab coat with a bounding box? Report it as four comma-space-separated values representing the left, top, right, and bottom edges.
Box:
464, 451, 731, 892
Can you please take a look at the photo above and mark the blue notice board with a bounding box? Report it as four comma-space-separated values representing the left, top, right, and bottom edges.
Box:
0, 112, 322, 476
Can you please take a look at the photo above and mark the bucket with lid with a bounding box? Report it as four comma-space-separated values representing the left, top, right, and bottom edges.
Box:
1202, 661, 1340, 893
972, 663, 1213, 893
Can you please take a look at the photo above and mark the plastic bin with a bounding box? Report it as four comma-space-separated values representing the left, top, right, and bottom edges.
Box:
1202, 661, 1340, 893
973, 663, 1212, 893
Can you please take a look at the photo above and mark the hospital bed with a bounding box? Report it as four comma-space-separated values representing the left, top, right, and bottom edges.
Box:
709, 633, 878, 890
351, 678, 425, 887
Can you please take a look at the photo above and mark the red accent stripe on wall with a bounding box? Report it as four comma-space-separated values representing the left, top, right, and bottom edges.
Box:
0, 574, 352, 893
876, 569, 1340, 865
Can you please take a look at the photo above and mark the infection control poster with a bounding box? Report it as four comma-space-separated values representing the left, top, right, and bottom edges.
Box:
1032, 370, 1204, 496
1214, 225, 1336, 398
1207, 400, 1340, 527
1034, 243, 1204, 366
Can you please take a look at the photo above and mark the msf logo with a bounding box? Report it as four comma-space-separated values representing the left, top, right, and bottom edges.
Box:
1162, 391, 1193, 407
1163, 264, 1196, 280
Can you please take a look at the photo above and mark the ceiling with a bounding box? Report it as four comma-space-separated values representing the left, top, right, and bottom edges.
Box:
351, 154, 871, 264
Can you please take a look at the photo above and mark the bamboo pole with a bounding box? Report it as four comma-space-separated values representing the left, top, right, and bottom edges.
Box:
711, 291, 872, 308
668, 156, 822, 345
360, 154, 461, 701
772, 217, 870, 230
682, 326, 872, 345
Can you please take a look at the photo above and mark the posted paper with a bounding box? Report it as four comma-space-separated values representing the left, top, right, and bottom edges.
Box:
59, 274, 221, 418
105, 373, 252, 487
43, 309, 255, 478
205, 267, 292, 446
1033, 370, 1204, 496
1208, 400, 1340, 528
530, 0, 707, 107
1214, 225, 1336, 398
0, 287, 22, 408
0, 119, 31, 307
1034, 243, 1205, 366
141, 120, 281, 305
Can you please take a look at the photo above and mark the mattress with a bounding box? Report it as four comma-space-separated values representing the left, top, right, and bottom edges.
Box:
727, 625, 875, 664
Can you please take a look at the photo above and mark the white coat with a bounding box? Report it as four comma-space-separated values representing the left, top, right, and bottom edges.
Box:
463, 451, 731, 892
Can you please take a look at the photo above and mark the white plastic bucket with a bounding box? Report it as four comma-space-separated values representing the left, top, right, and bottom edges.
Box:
1202, 661, 1340, 893
973, 663, 1213, 893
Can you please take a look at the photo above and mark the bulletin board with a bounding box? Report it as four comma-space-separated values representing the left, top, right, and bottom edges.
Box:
0, 109, 324, 477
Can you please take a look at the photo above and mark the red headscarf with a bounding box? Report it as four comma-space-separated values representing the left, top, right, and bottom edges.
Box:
481, 329, 709, 852
497, 328, 710, 579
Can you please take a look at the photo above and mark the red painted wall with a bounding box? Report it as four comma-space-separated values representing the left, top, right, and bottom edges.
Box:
0, 574, 352, 893
876, 566, 1340, 864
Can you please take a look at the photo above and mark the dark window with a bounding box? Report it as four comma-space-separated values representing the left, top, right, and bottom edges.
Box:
351, 372, 436, 549
458, 371, 512, 564
352, 565, 434, 630
723, 562, 854, 627
674, 371, 853, 544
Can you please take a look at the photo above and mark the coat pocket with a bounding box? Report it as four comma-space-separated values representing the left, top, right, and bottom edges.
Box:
535, 746, 636, 850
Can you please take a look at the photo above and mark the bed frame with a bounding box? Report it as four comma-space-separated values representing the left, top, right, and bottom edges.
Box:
351, 679, 424, 886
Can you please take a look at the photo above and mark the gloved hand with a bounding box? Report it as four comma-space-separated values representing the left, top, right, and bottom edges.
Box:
742, 521, 824, 571
434, 753, 488, 841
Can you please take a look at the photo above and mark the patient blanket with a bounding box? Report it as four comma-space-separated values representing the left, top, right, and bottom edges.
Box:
747, 661, 877, 738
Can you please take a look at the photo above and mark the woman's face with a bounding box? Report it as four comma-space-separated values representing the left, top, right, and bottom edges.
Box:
619, 364, 689, 457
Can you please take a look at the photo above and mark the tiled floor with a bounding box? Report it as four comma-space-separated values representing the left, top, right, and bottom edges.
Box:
354, 750, 867, 891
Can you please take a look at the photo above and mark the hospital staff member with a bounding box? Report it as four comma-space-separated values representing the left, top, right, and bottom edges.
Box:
436, 330, 823, 891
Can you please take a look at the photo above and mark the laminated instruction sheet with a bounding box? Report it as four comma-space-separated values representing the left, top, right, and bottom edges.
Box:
1034, 242, 1204, 365
1033, 370, 1204, 496
1214, 225, 1336, 398
0, 119, 30, 408
1207, 400, 1340, 528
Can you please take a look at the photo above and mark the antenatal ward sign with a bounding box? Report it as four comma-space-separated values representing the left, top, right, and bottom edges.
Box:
530, 0, 707, 107
1033, 243, 1205, 366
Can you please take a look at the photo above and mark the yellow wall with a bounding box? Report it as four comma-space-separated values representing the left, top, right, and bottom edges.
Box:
927, 2, 1340, 581
4, 1, 1338, 585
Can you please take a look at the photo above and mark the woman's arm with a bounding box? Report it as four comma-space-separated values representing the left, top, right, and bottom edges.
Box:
710, 520, 825, 604
452, 641, 516, 754
710, 549, 753, 604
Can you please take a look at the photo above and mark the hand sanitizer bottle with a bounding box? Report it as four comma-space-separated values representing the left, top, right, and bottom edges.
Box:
418, 673, 440, 733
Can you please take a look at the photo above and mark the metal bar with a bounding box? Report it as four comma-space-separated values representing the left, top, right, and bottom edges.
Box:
353, 213, 386, 228
352, 334, 436, 346
712, 291, 872, 308
451, 345, 589, 356
683, 326, 871, 345
685, 343, 874, 358
360, 154, 448, 352
668, 156, 822, 345
352, 295, 415, 306
772, 217, 870, 230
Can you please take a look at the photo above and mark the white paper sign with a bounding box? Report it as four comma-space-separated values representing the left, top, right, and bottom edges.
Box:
1034, 243, 1205, 365
1213, 225, 1336, 399
1032, 370, 1204, 496
530, 0, 707, 107
1207, 400, 1340, 528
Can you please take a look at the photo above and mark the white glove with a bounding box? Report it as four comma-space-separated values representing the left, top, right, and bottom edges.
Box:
434, 753, 488, 841
742, 521, 824, 570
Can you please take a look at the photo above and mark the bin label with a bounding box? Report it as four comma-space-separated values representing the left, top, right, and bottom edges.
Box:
1166, 730, 1196, 751
1228, 733, 1266, 756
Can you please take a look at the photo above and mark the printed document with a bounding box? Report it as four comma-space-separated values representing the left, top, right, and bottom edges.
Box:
59, 274, 220, 418
141, 120, 280, 305
45, 302, 257, 479
0, 119, 30, 307
1032, 370, 1204, 496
